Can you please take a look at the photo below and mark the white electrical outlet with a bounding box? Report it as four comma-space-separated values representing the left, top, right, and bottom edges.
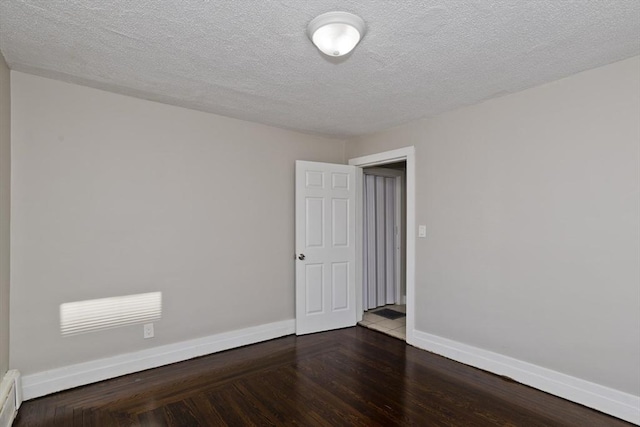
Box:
143, 323, 154, 339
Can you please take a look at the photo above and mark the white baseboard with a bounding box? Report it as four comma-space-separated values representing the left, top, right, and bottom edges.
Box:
0, 370, 21, 427
18, 321, 640, 424
411, 330, 640, 425
22, 319, 295, 401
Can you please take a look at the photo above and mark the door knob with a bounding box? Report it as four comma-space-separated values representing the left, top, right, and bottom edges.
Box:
298, 254, 306, 260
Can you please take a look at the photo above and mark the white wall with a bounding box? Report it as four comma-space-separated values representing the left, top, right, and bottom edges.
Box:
0, 53, 10, 377
346, 56, 640, 396
10, 72, 345, 375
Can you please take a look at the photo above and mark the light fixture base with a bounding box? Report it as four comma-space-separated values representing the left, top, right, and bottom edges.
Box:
307, 11, 366, 57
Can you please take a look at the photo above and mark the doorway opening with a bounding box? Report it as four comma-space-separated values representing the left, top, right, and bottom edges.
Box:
349, 146, 416, 345
359, 162, 407, 339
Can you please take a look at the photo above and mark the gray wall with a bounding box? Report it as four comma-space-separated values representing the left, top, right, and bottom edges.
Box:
7, 55, 640, 401
346, 56, 640, 395
0, 53, 10, 377
10, 72, 345, 375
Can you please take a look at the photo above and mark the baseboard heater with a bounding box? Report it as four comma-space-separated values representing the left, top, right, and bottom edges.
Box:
0, 370, 21, 427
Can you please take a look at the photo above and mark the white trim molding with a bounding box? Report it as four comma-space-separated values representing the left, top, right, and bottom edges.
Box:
349, 147, 414, 167
0, 370, 21, 427
412, 330, 640, 425
349, 146, 416, 347
21, 319, 295, 401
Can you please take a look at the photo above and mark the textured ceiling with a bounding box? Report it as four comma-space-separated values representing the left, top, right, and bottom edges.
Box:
1, 1, 639, 137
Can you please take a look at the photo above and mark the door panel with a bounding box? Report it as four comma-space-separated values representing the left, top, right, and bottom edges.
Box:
305, 264, 324, 314
375, 176, 386, 307
365, 174, 377, 309
331, 262, 349, 310
332, 199, 349, 246
296, 161, 357, 335
385, 177, 396, 304
306, 198, 324, 247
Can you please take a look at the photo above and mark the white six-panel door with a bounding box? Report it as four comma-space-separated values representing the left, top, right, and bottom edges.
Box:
295, 161, 357, 335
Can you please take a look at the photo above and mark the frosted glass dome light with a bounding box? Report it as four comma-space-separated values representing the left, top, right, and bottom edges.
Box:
308, 12, 366, 57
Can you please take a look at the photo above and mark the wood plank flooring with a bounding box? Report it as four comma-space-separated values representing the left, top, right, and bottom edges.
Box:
15, 326, 632, 426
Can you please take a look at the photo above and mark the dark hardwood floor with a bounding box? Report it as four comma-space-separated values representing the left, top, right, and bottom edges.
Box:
15, 326, 632, 426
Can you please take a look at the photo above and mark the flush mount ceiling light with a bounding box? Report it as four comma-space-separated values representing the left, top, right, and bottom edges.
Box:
307, 11, 366, 57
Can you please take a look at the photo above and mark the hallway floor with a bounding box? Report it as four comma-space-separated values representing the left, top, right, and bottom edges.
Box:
359, 304, 406, 340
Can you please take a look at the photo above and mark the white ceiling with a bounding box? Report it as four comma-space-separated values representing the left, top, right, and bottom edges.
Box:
1, 1, 639, 138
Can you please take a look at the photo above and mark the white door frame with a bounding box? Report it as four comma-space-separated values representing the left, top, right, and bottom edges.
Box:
349, 146, 416, 345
